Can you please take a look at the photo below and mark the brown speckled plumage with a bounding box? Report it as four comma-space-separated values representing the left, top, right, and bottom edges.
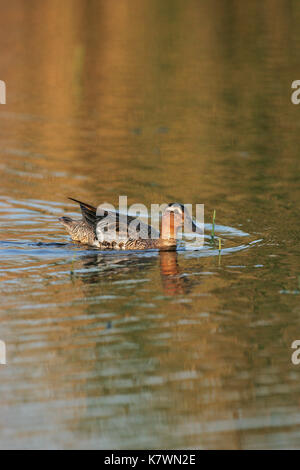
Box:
59, 217, 98, 246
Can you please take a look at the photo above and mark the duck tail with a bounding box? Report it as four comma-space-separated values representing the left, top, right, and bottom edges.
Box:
58, 216, 73, 227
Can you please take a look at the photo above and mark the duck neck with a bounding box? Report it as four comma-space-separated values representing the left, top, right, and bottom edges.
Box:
160, 213, 178, 249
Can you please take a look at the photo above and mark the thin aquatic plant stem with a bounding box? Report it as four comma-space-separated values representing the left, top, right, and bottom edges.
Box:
211, 209, 216, 241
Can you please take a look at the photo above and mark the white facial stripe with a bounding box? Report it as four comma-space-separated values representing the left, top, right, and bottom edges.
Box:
167, 206, 182, 214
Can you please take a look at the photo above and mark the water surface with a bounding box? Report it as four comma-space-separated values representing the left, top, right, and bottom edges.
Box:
1, 0, 300, 449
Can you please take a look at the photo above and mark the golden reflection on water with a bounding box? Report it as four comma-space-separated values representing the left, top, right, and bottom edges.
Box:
1, 0, 300, 449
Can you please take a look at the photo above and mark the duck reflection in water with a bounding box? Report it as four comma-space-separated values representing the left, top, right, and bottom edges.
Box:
73, 250, 192, 296
159, 251, 191, 296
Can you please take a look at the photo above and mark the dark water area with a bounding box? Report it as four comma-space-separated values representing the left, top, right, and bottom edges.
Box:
1, 0, 300, 449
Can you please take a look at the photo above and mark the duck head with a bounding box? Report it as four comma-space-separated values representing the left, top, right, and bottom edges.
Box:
161, 203, 201, 240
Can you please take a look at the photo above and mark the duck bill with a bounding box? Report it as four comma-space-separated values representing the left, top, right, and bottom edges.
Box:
183, 214, 203, 235
191, 219, 203, 234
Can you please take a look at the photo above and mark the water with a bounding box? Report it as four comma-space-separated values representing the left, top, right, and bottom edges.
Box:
1, 0, 300, 449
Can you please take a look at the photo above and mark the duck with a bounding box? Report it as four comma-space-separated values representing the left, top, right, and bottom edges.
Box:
59, 198, 200, 251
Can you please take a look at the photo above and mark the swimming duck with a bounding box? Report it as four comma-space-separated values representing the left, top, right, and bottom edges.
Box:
59, 198, 200, 251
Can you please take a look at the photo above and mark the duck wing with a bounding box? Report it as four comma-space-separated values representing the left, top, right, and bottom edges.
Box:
69, 198, 160, 242
68, 198, 97, 228
96, 211, 159, 243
